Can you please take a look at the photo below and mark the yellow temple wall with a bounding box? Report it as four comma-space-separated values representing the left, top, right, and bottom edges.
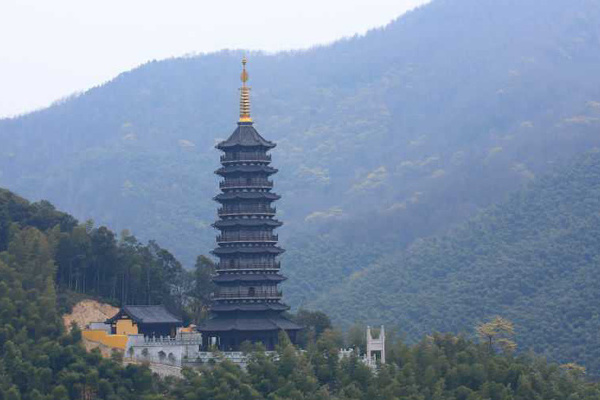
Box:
83, 330, 108, 343
116, 319, 138, 335
82, 330, 128, 350
101, 334, 128, 349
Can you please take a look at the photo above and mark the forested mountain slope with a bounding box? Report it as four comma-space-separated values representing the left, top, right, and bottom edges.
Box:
1, 0, 600, 311
5, 187, 600, 399
0, 189, 164, 399
311, 150, 600, 373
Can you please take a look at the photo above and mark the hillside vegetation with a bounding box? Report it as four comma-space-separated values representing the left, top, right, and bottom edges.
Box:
4, 187, 599, 399
1, 0, 600, 313
311, 150, 600, 373
0, 190, 160, 400
0, 188, 216, 323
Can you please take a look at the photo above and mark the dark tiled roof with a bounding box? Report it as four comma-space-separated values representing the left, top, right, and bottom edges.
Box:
210, 303, 290, 313
216, 165, 278, 176
213, 218, 282, 228
214, 192, 280, 202
216, 122, 276, 150
106, 305, 182, 325
213, 273, 286, 283
197, 316, 301, 332
212, 246, 284, 255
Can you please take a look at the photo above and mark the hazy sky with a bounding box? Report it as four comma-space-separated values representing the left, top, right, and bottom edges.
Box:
0, 0, 429, 118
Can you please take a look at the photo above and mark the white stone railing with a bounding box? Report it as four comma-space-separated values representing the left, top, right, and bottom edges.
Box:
127, 333, 202, 347
128, 349, 283, 369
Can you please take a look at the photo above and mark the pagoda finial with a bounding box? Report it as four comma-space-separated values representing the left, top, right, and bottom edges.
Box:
239, 56, 252, 123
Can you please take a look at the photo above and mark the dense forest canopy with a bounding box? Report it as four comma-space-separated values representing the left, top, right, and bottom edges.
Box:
0, 188, 215, 321
0, 187, 599, 399
4, 187, 600, 399
310, 150, 600, 374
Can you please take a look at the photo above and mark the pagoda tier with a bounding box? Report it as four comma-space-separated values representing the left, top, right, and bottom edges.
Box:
215, 165, 278, 176
212, 274, 287, 283
197, 58, 301, 351
214, 192, 280, 201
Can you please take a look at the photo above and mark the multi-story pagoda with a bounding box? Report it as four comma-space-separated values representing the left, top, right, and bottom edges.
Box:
197, 58, 301, 351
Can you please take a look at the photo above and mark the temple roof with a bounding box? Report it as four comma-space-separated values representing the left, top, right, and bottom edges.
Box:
106, 305, 182, 325
213, 218, 282, 229
216, 165, 278, 176
212, 246, 285, 255
215, 192, 280, 202
197, 315, 301, 333
213, 273, 286, 283
216, 122, 276, 150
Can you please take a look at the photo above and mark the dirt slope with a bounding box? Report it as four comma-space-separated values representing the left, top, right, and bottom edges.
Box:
63, 299, 119, 330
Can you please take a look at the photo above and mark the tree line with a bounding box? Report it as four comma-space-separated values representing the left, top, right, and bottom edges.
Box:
0, 188, 215, 323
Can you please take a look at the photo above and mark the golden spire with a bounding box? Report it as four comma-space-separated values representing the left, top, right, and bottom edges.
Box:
239, 56, 252, 123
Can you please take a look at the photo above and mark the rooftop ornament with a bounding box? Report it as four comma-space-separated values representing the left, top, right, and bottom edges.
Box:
239, 56, 252, 123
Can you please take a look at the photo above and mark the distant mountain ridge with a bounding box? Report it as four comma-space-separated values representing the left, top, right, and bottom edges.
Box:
1, 0, 600, 317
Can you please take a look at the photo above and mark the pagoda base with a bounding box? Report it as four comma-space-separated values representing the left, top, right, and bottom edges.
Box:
197, 314, 301, 351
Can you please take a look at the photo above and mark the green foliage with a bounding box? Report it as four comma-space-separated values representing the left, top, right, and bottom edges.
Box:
166, 332, 600, 400
291, 310, 332, 347
476, 317, 516, 355
0, 188, 215, 318
312, 150, 600, 373
186, 255, 216, 324
0, 225, 159, 399
1, 187, 600, 399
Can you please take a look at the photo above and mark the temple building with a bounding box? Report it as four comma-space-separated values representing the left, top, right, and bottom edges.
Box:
106, 305, 182, 337
197, 58, 301, 351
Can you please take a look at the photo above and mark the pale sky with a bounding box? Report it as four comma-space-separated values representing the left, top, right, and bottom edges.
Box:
0, 0, 429, 118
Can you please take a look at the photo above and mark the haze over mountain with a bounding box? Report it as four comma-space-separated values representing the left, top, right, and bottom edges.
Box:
313, 149, 600, 372
1, 0, 600, 367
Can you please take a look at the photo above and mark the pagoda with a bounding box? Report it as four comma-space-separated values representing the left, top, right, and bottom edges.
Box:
197, 58, 301, 351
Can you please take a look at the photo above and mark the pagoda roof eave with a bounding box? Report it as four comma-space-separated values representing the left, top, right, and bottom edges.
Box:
209, 302, 290, 312
211, 246, 285, 255
214, 192, 281, 202
212, 219, 283, 228
215, 165, 278, 176
213, 273, 287, 283
197, 316, 301, 333
216, 122, 276, 150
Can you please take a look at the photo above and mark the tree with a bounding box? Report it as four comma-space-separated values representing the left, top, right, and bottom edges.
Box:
346, 322, 367, 354
561, 362, 586, 379
51, 385, 68, 400
476, 316, 516, 354
5, 386, 21, 400
188, 255, 216, 323
293, 309, 332, 347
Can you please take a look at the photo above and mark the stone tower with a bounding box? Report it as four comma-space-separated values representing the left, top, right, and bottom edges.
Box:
366, 325, 386, 366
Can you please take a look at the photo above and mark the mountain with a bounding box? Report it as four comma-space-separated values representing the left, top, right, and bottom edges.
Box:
5, 187, 599, 400
311, 150, 600, 372
1, 0, 600, 310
